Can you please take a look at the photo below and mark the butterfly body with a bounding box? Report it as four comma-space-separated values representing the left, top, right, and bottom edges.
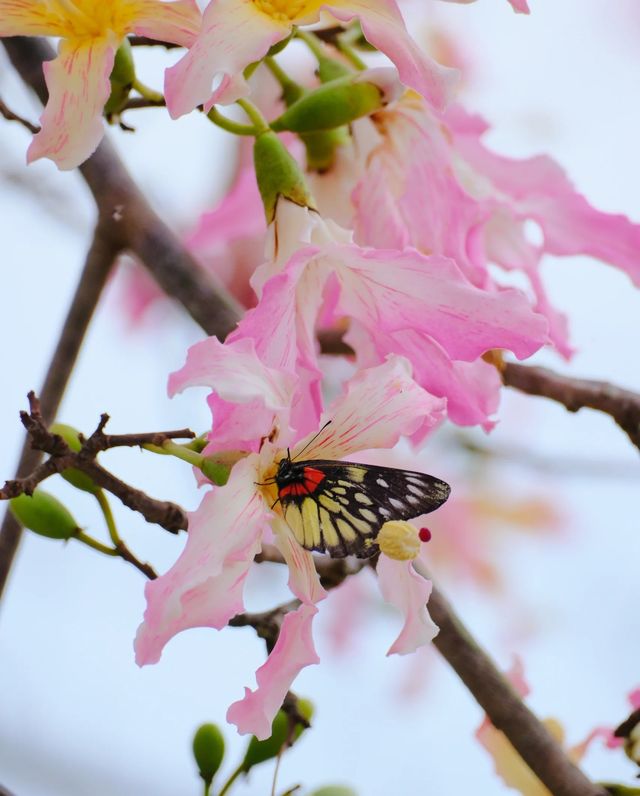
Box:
275, 456, 450, 559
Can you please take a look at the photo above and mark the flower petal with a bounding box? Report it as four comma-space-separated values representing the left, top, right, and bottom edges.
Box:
327, 0, 458, 109
164, 0, 289, 116
295, 356, 445, 460
135, 455, 269, 665
377, 555, 438, 655
226, 603, 320, 739
132, 0, 201, 47
0, 0, 61, 35
272, 516, 327, 605
27, 37, 115, 170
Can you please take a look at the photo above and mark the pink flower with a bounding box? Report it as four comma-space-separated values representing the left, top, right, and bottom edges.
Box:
170, 198, 547, 448
343, 93, 640, 358
136, 356, 443, 737
440, 0, 530, 12
0, 0, 201, 169
164, 0, 458, 117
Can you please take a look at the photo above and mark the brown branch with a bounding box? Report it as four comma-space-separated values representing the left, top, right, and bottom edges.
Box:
113, 540, 158, 580
0, 96, 40, 133
128, 35, 180, 48
0, 222, 121, 598
424, 573, 608, 796
502, 362, 640, 452
1, 394, 189, 533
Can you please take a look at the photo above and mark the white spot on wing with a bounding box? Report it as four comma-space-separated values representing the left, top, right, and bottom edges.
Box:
376, 477, 389, 488
389, 497, 405, 510
407, 483, 425, 497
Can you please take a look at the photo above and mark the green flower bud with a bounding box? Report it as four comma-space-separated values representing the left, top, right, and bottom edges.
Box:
192, 723, 225, 785
302, 128, 350, 173
254, 131, 314, 222
49, 423, 99, 495
270, 75, 385, 134
104, 39, 135, 119
241, 699, 313, 772
316, 57, 352, 84
10, 490, 79, 540
309, 788, 358, 796
200, 459, 230, 487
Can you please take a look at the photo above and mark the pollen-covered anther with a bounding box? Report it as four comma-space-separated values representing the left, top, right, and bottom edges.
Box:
377, 521, 421, 562
252, 0, 317, 22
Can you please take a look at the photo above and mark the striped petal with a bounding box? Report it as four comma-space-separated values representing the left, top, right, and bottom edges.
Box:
132, 0, 201, 47
0, 0, 63, 36
27, 37, 116, 170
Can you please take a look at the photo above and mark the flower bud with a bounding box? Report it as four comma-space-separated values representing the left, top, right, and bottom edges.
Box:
192, 723, 225, 784
309, 788, 358, 796
377, 521, 421, 561
254, 131, 314, 222
104, 39, 135, 119
271, 74, 386, 134
50, 423, 99, 494
241, 698, 313, 772
10, 490, 79, 540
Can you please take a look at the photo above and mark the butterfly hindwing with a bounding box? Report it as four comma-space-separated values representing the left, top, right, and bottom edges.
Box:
276, 459, 450, 559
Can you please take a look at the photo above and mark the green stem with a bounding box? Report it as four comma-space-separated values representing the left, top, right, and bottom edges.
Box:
143, 440, 205, 469
264, 56, 303, 101
295, 28, 326, 61
74, 531, 118, 557
132, 78, 164, 103
203, 778, 212, 796
236, 98, 269, 133
336, 39, 366, 70
206, 106, 259, 136
94, 489, 120, 547
218, 763, 244, 796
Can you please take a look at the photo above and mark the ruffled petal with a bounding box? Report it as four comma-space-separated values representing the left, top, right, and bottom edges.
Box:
294, 356, 445, 460
326, 0, 458, 110
135, 456, 269, 665
332, 244, 548, 362
0, 0, 61, 35
377, 555, 438, 655
27, 37, 115, 170
164, 0, 289, 116
132, 0, 201, 47
271, 516, 327, 605
226, 603, 320, 739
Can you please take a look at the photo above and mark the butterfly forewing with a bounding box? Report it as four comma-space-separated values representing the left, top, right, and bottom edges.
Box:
276, 459, 450, 559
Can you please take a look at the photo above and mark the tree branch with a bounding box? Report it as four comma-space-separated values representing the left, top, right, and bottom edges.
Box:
0, 222, 121, 598
502, 362, 640, 452
421, 568, 608, 796
0, 95, 40, 133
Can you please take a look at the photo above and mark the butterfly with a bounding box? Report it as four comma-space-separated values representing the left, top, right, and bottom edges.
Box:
274, 452, 451, 559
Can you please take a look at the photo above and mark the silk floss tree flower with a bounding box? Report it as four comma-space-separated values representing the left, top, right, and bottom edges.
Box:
163, 0, 459, 118
0, 0, 201, 169
136, 356, 451, 738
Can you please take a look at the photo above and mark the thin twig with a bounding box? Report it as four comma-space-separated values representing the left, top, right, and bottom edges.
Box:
128, 35, 180, 48
502, 362, 640, 452
0, 96, 40, 133
113, 540, 158, 579
0, 223, 121, 598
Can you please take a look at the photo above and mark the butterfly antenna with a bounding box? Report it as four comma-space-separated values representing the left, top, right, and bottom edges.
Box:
291, 420, 332, 461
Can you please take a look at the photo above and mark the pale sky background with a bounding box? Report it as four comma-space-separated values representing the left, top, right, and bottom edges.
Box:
1, 1, 640, 794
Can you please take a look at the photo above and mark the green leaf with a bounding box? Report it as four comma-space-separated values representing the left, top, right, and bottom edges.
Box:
192, 723, 225, 784
10, 490, 78, 540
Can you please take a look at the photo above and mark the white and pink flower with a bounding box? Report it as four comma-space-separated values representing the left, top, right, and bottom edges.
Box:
136, 356, 442, 737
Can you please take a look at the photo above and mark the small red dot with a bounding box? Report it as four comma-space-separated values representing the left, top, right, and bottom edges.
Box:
419, 527, 432, 543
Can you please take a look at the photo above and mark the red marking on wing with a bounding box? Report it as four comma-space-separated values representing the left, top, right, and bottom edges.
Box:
302, 467, 326, 493
279, 482, 310, 499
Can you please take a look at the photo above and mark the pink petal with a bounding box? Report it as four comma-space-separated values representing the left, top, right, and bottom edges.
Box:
630, 688, 640, 710
295, 356, 445, 461
226, 603, 320, 739
133, 0, 201, 47
135, 456, 269, 665
271, 516, 327, 605
332, 245, 548, 362
164, 0, 289, 116
0, 0, 60, 35
327, 0, 458, 110
377, 555, 438, 655
27, 37, 115, 170
507, 0, 530, 12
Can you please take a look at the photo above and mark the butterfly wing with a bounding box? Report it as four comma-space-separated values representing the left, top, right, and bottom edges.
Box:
278, 461, 450, 558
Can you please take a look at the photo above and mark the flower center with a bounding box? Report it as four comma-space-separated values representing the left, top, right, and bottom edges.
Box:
252, 0, 321, 24
44, 0, 138, 39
